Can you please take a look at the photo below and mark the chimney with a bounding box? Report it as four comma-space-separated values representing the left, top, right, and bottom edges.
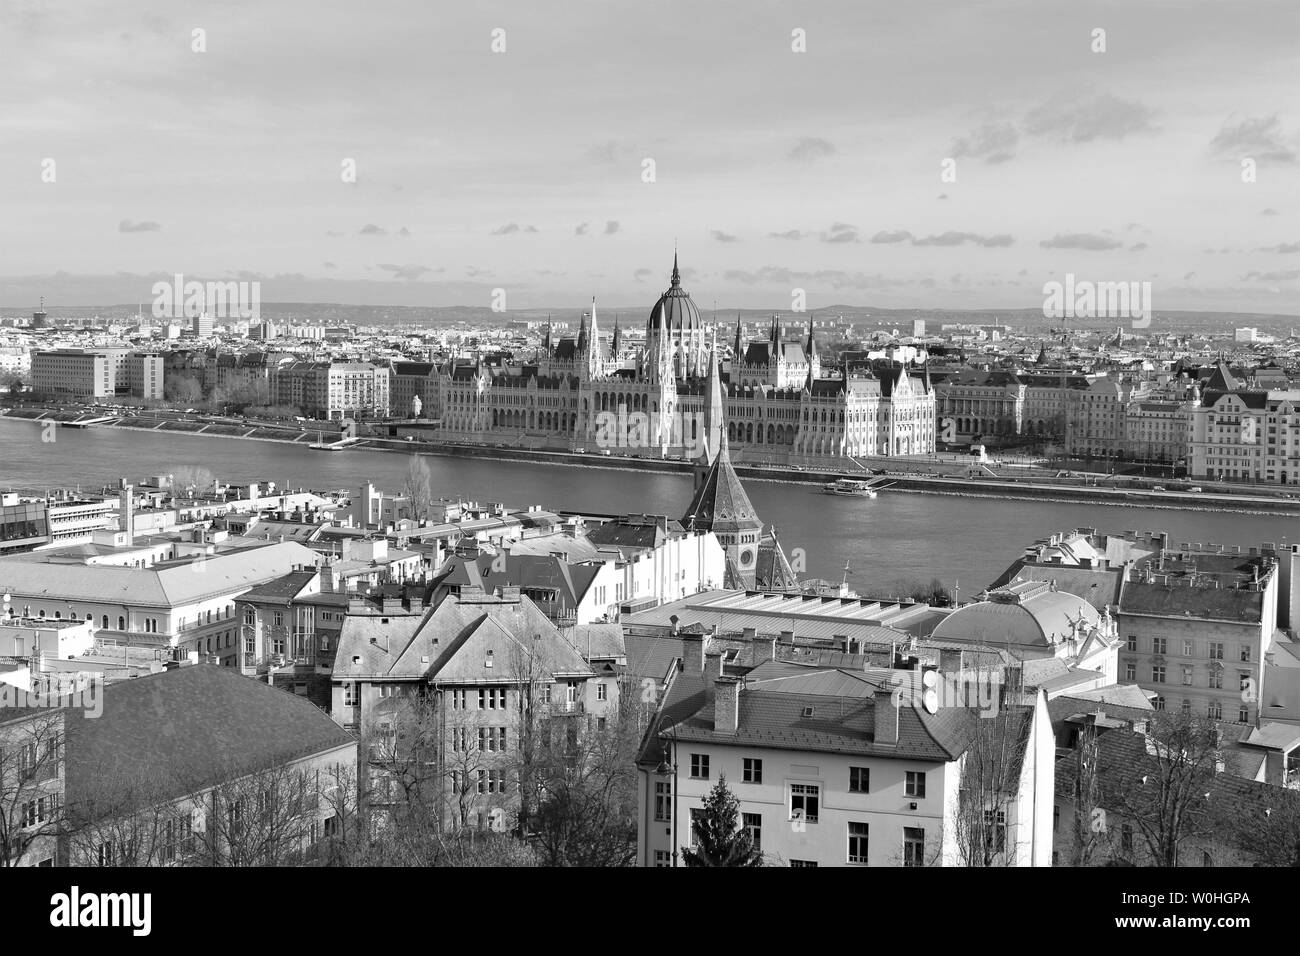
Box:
741, 627, 756, 641
874, 687, 899, 745
752, 634, 776, 665
779, 629, 794, 647
714, 678, 740, 734
118, 485, 135, 544
706, 649, 724, 679
681, 632, 706, 676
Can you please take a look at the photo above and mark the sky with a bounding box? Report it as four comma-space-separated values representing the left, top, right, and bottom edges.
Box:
1, 0, 1298, 315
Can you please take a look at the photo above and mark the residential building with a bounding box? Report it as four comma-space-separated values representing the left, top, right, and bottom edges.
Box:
636, 631, 1055, 866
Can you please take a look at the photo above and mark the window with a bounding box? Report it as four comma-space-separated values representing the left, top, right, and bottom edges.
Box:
243, 608, 255, 626
903, 827, 925, 867
342, 682, 358, 707
597, 716, 607, 732
654, 781, 671, 822
485, 650, 493, 668
983, 808, 1006, 854
743, 812, 761, 852
1208, 701, 1222, 720
689, 808, 704, 847
478, 687, 505, 710
847, 821, 869, 863
596, 683, 607, 702
1154, 696, 1165, 711
1182, 640, 1194, 657
451, 689, 467, 710
849, 766, 870, 793
905, 771, 926, 798
1125, 662, 1136, 682
1152, 665, 1166, 684
1239, 706, 1250, 723
452, 727, 469, 752
541, 683, 552, 704
690, 754, 709, 779
742, 757, 763, 784
1208, 642, 1223, 660
1208, 670, 1223, 690
1152, 637, 1167, 655
654, 850, 671, 867
1182, 666, 1193, 686
1126, 635, 1137, 652
790, 783, 820, 824
789, 860, 818, 868
1240, 645, 1251, 663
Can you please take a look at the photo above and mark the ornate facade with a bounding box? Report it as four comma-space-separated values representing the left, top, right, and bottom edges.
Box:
437, 255, 936, 462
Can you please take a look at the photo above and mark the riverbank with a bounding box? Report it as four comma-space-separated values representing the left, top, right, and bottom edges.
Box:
6, 406, 1300, 516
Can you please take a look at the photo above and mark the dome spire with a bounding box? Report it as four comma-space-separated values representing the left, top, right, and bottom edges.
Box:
671, 246, 680, 287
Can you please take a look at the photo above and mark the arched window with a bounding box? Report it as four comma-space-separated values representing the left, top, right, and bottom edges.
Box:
102, 615, 109, 628
118, 615, 126, 630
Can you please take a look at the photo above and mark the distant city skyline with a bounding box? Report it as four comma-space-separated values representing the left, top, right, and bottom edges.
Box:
2, 0, 1297, 313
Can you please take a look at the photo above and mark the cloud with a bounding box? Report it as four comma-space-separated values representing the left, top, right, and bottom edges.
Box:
633, 268, 653, 281
1257, 241, 1300, 253
719, 266, 924, 291
1129, 242, 1148, 251
492, 223, 521, 235
323, 262, 337, 270
465, 267, 494, 278
768, 230, 804, 240
1262, 208, 1280, 216
603, 220, 620, 235
912, 231, 1012, 247
359, 224, 387, 236
820, 222, 859, 243
937, 193, 949, 200
1024, 91, 1156, 143
525, 225, 539, 233
1183, 272, 1196, 281
326, 230, 344, 237
711, 230, 740, 243
1039, 233, 1123, 251
788, 137, 836, 162
1209, 115, 1296, 162
119, 220, 161, 232
398, 227, 411, 237
575, 222, 589, 236
871, 230, 913, 244
378, 263, 438, 280
1241, 269, 1300, 282
949, 123, 1018, 163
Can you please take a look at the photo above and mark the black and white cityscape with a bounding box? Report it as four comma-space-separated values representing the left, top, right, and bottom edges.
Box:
1, 0, 1298, 915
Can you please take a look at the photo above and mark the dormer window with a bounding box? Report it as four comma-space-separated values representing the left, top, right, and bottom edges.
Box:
486, 650, 494, 668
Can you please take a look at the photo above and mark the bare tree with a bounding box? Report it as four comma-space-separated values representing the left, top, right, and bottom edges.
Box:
0, 711, 67, 867
401, 454, 434, 523
952, 706, 1030, 866
1099, 714, 1223, 867
1067, 723, 1104, 866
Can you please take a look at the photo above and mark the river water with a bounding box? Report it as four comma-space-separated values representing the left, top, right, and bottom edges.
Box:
0, 417, 1290, 594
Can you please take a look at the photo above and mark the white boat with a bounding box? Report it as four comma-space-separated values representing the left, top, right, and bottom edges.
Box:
822, 478, 877, 498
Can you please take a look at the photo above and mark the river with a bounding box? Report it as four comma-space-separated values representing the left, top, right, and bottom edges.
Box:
0, 417, 1290, 595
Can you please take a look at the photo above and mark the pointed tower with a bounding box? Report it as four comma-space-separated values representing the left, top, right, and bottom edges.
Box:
804, 316, 819, 390
576, 311, 589, 356
770, 314, 779, 348
696, 331, 725, 484
543, 317, 553, 353
585, 296, 603, 378
682, 377, 763, 588
611, 314, 622, 358
733, 314, 745, 370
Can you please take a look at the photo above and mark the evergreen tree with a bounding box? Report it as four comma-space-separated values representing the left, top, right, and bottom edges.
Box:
680, 775, 763, 867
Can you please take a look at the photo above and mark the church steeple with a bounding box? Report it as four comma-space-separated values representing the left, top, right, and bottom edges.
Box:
770, 314, 779, 348
543, 316, 552, 353
733, 313, 744, 366
576, 311, 589, 355
611, 314, 621, 356
804, 316, 817, 390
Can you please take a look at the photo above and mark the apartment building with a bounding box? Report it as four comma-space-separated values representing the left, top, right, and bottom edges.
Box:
637, 632, 1055, 867
271, 360, 390, 420
1124, 399, 1193, 464
1188, 386, 1300, 485
1118, 545, 1279, 724
331, 587, 605, 831
31, 348, 162, 400
390, 360, 442, 420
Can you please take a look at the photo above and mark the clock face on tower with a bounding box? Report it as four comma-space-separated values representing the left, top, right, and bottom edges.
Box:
740, 548, 755, 568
